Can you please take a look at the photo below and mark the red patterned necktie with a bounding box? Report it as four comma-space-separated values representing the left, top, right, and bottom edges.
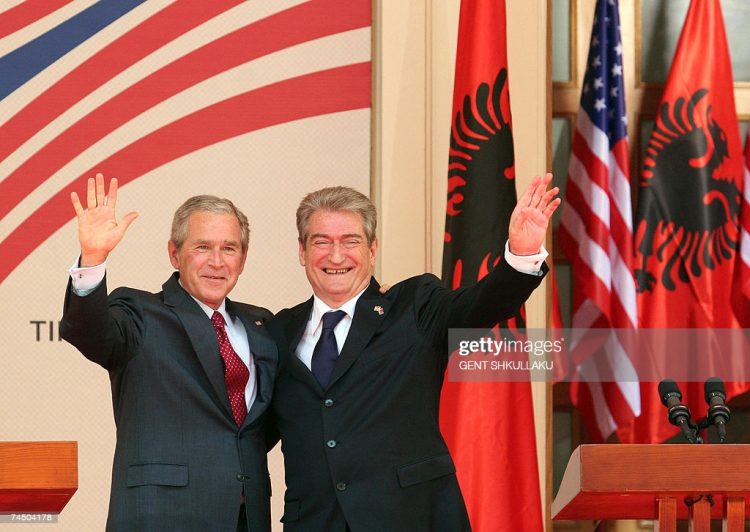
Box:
211, 311, 249, 426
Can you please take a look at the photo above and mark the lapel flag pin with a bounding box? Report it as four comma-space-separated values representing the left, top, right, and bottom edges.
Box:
254, 320, 263, 326
373, 305, 384, 315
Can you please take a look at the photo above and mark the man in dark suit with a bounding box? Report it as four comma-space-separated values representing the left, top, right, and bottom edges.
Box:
269, 174, 560, 531
60, 174, 277, 532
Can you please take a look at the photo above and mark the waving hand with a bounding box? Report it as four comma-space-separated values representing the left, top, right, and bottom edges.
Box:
70, 174, 139, 266
508, 173, 561, 256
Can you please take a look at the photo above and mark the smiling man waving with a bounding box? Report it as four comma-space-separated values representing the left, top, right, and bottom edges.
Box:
60, 175, 277, 532
268, 178, 559, 532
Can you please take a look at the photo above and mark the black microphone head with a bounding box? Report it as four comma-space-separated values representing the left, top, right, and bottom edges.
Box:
704, 377, 726, 401
658, 379, 681, 406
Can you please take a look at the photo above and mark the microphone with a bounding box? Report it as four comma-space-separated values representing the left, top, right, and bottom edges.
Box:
658, 379, 696, 443
704, 377, 730, 443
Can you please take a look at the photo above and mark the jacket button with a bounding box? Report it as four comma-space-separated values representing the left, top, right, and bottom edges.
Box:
324, 399, 334, 407
236, 473, 249, 481
326, 440, 337, 448
336, 481, 347, 491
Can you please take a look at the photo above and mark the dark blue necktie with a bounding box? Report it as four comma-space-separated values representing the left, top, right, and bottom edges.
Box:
311, 310, 347, 388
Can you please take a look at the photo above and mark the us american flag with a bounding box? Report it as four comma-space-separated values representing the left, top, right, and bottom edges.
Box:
0, 0, 370, 284
558, 0, 639, 442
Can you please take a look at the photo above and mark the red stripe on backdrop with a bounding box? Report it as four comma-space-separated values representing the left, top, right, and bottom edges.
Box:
0, 0, 243, 164
0, 0, 370, 219
0, 0, 72, 39
0, 62, 371, 283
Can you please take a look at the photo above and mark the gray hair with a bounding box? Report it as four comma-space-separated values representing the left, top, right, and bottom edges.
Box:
171, 195, 250, 252
297, 186, 377, 246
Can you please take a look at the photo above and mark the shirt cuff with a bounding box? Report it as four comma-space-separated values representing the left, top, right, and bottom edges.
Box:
69, 258, 106, 296
504, 241, 548, 276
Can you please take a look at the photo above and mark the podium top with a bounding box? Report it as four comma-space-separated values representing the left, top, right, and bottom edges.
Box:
552, 444, 750, 520
0, 441, 78, 514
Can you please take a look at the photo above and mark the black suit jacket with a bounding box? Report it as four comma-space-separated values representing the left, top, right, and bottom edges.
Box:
60, 272, 277, 532
268, 259, 546, 532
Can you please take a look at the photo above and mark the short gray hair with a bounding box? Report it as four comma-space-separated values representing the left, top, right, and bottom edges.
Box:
297, 186, 377, 246
171, 195, 250, 252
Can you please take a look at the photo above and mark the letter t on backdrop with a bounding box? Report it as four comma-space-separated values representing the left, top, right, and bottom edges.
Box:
439, 1, 543, 530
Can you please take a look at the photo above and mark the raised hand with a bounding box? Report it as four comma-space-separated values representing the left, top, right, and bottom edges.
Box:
508, 173, 561, 256
71, 173, 139, 266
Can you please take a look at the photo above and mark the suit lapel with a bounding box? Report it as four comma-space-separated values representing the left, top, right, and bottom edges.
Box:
282, 281, 388, 392
328, 278, 386, 388
229, 301, 277, 428
163, 274, 235, 424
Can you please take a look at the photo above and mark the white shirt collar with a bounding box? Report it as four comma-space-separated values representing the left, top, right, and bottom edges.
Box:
310, 284, 369, 327
179, 279, 230, 322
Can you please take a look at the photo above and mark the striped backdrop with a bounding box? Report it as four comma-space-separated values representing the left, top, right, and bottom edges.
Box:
0, 2, 371, 529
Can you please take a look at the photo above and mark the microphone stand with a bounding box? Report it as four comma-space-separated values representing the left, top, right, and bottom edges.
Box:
685, 419, 702, 444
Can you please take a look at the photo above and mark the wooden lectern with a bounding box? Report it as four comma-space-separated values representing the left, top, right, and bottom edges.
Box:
552, 444, 750, 531
0, 442, 78, 514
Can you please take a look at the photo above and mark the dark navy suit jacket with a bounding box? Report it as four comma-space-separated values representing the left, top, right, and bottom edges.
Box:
269, 260, 546, 532
61, 272, 277, 532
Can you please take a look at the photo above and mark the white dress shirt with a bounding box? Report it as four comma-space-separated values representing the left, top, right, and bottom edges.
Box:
295, 286, 366, 370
